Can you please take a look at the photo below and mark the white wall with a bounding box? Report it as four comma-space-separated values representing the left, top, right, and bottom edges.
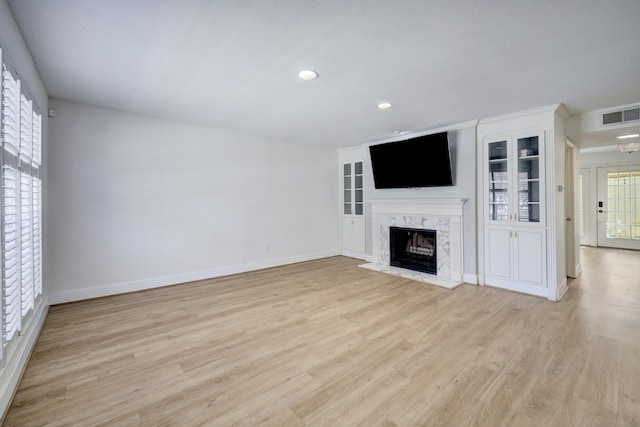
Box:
366, 126, 478, 278
48, 99, 339, 303
0, 0, 49, 417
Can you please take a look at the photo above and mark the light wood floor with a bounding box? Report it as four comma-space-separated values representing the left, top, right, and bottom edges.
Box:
4, 247, 640, 426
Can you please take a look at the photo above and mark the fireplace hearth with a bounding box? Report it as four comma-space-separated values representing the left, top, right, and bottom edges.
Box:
390, 227, 437, 275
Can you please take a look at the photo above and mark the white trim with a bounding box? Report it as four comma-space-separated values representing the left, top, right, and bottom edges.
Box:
364, 120, 479, 146
555, 278, 568, 301
0, 297, 48, 420
369, 198, 465, 217
463, 273, 479, 285
342, 250, 366, 260
484, 279, 548, 298
479, 104, 564, 125
50, 250, 339, 304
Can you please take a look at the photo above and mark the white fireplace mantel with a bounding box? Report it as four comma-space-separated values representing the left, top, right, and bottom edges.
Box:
366, 198, 466, 288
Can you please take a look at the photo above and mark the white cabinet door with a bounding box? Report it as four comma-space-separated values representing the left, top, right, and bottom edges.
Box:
514, 228, 545, 286
340, 156, 366, 258
342, 217, 365, 255
486, 226, 512, 279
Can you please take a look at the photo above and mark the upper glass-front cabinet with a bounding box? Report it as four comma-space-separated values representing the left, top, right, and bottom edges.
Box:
343, 161, 364, 216
517, 136, 540, 223
486, 133, 543, 224
488, 140, 509, 221
343, 163, 352, 215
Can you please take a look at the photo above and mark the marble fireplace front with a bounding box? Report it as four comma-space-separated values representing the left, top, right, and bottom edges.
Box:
361, 198, 465, 289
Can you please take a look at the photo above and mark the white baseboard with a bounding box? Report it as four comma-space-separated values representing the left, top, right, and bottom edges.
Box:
364, 254, 374, 263
1, 297, 49, 420
341, 250, 367, 260
484, 278, 548, 298
51, 250, 340, 305
574, 263, 582, 278
463, 273, 478, 285
556, 278, 568, 301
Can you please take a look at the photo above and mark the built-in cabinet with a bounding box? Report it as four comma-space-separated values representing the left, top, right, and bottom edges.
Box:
484, 131, 547, 292
339, 148, 366, 258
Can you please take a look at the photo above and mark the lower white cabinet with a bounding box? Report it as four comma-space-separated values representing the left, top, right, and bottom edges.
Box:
485, 225, 546, 293
342, 217, 365, 256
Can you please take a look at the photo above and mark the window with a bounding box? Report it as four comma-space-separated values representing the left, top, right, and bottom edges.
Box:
0, 48, 43, 363
606, 171, 640, 240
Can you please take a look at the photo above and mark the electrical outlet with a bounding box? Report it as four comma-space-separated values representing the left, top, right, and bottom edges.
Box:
264, 241, 271, 251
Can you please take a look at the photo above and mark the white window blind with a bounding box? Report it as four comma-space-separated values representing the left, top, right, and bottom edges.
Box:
20, 172, 33, 317
32, 178, 42, 298
19, 94, 32, 162
0, 48, 43, 358
2, 64, 20, 156
3, 165, 20, 344
32, 111, 41, 165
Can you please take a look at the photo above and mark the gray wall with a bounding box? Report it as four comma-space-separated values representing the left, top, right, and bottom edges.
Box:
48, 99, 339, 302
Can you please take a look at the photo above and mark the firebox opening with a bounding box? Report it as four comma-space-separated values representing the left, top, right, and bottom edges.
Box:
390, 227, 437, 275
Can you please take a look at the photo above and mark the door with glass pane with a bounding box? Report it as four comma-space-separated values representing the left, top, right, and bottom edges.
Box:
596, 166, 640, 250
341, 159, 365, 257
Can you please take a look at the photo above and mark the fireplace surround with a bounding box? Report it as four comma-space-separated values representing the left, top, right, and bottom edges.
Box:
361, 198, 465, 289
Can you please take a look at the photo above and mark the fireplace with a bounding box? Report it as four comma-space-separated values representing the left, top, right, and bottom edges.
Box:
390, 227, 437, 275
362, 198, 465, 288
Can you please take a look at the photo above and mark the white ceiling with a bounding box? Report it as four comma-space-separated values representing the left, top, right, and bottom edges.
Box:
7, 0, 640, 148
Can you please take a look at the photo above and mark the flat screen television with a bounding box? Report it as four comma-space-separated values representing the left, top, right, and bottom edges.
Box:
369, 132, 453, 188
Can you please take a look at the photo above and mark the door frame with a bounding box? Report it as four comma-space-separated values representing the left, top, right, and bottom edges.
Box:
565, 141, 581, 277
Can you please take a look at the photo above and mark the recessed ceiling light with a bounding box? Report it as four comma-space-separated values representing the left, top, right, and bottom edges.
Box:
377, 102, 393, 110
616, 134, 639, 139
298, 70, 318, 80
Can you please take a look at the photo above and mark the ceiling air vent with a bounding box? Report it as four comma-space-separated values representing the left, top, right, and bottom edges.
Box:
601, 104, 640, 127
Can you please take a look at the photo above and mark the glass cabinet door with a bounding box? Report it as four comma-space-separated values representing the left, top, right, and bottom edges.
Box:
343, 163, 352, 215
516, 136, 540, 222
488, 140, 509, 221
354, 161, 364, 216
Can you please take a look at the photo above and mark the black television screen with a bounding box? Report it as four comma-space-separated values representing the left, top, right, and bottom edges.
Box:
369, 132, 453, 188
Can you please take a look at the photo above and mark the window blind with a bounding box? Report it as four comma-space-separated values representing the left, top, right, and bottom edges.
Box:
2, 64, 20, 157
2, 165, 20, 344
0, 48, 43, 359
32, 111, 41, 165
20, 172, 33, 317
32, 178, 42, 298
19, 94, 32, 162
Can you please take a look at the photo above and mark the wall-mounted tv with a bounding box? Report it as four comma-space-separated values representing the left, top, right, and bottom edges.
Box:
369, 132, 453, 189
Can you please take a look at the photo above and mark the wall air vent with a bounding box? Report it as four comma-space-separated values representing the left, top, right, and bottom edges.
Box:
601, 104, 640, 127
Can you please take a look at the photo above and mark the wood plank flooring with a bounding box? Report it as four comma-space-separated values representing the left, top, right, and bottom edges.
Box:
4, 247, 640, 426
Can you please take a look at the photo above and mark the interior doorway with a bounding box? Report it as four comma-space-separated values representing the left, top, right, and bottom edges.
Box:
565, 143, 581, 278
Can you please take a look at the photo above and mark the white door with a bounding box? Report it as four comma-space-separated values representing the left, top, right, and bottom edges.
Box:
596, 166, 640, 250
